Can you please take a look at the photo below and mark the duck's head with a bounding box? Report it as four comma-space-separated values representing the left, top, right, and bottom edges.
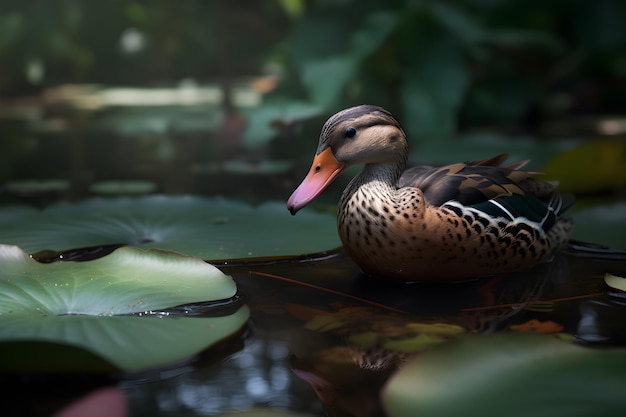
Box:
287, 105, 407, 214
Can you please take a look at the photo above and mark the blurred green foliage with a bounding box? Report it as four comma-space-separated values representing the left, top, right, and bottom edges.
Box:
278, 0, 626, 138
1, 0, 625, 138
0, 0, 288, 90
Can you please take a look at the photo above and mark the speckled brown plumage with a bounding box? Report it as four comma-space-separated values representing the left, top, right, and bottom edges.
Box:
288, 105, 573, 282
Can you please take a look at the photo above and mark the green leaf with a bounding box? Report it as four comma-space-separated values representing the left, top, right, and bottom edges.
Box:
485, 28, 562, 50
429, 2, 486, 46
0, 245, 236, 316
542, 139, 626, 193
575, 0, 626, 50
349, 11, 399, 59
382, 334, 626, 417
0, 308, 249, 372
0, 196, 340, 259
571, 202, 626, 250
292, 10, 398, 109
0, 245, 248, 372
605, 273, 626, 292
0, 13, 23, 53
300, 55, 359, 108
243, 99, 323, 148
401, 37, 469, 137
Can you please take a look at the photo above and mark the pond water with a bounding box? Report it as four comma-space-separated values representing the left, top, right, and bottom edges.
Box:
3, 242, 626, 416
1, 91, 626, 417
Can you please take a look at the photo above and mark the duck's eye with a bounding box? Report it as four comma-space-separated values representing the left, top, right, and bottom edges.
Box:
345, 127, 356, 138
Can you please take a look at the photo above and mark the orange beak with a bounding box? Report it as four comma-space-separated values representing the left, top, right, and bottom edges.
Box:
287, 148, 346, 215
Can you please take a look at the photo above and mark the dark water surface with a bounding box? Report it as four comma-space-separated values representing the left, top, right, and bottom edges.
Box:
5, 241, 625, 417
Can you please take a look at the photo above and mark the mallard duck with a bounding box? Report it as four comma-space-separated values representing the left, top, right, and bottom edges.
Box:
287, 105, 574, 282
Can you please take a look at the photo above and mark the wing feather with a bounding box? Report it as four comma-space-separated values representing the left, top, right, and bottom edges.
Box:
398, 153, 543, 206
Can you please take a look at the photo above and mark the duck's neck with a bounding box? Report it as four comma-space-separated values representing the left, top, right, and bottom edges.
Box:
339, 157, 406, 211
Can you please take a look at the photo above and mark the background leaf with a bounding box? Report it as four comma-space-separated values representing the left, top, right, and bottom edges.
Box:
401, 36, 469, 138
542, 139, 626, 193
0, 196, 340, 259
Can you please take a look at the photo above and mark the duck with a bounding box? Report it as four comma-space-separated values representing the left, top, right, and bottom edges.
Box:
287, 105, 574, 282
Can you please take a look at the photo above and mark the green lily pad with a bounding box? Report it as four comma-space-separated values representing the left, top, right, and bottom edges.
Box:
0, 195, 339, 259
571, 202, 626, 250
3, 179, 70, 193
0, 244, 236, 315
605, 273, 626, 292
0, 245, 248, 372
0, 309, 249, 373
382, 334, 626, 417
89, 180, 157, 196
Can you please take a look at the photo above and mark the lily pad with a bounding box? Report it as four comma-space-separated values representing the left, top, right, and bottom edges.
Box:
89, 180, 157, 196
0, 310, 249, 373
0, 244, 249, 372
0, 244, 236, 315
382, 334, 626, 417
0, 195, 339, 259
570, 202, 626, 250
605, 273, 626, 292
3, 179, 70, 193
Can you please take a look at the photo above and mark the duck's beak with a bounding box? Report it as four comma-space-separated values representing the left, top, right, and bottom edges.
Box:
287, 147, 346, 215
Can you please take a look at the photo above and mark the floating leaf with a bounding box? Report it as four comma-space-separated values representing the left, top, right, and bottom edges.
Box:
0, 309, 249, 373
0, 245, 236, 316
382, 334, 626, 417
571, 202, 626, 250
89, 180, 157, 196
0, 195, 339, 259
3, 179, 70, 194
605, 273, 626, 292
0, 245, 248, 372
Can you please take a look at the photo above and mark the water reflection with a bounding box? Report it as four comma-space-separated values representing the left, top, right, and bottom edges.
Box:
123, 338, 324, 416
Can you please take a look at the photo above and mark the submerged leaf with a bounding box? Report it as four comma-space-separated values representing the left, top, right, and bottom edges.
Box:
383, 333, 449, 353
405, 322, 465, 336
382, 334, 626, 417
509, 319, 564, 334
